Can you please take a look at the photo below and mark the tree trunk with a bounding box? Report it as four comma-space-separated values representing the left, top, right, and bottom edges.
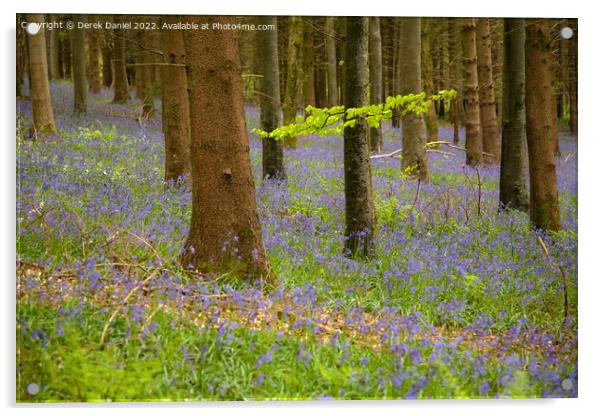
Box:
499, 18, 528, 212
26, 14, 57, 135
302, 17, 316, 108
525, 19, 561, 231
462, 18, 482, 166
399, 17, 429, 181
71, 19, 87, 113
48, 26, 60, 80
112, 16, 129, 103
448, 18, 462, 144
421, 17, 438, 142
258, 16, 285, 180
102, 41, 113, 88
16, 17, 24, 97
369, 17, 383, 152
181, 16, 274, 284
283, 16, 304, 149
476, 18, 500, 164
568, 19, 578, 135
61, 32, 71, 80
325, 17, 338, 106
343, 17, 376, 258
391, 19, 401, 128
88, 30, 101, 94
161, 17, 191, 184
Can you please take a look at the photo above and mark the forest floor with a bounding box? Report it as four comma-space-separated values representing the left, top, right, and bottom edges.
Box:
16, 82, 578, 401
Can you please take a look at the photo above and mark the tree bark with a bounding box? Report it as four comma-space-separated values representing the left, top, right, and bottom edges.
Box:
26, 14, 57, 135
369, 17, 383, 152
343, 17, 376, 258
112, 16, 129, 103
448, 18, 462, 145
325, 17, 338, 106
499, 18, 529, 212
399, 17, 429, 181
102, 40, 113, 88
71, 18, 87, 113
181, 16, 274, 284
568, 19, 578, 135
525, 19, 561, 231
88, 29, 101, 94
421, 17, 438, 143
462, 18, 482, 167
258, 16, 285, 180
302, 17, 316, 108
17, 17, 25, 97
48, 26, 60, 80
476, 18, 500, 164
61, 32, 71, 80
283, 16, 304, 149
161, 17, 191, 184
391, 19, 401, 128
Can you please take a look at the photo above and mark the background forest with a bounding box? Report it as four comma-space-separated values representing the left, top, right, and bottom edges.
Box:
16, 14, 577, 401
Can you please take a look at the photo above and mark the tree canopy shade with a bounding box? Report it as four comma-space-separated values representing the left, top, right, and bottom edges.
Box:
181, 16, 274, 284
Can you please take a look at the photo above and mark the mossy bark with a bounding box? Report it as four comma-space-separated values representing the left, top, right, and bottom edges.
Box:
462, 18, 482, 167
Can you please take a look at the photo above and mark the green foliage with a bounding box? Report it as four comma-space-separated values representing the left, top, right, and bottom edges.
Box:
252, 90, 457, 139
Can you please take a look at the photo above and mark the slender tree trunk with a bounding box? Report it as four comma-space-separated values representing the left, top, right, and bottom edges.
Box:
112, 16, 129, 103
343, 17, 376, 258
88, 30, 101, 94
102, 41, 113, 88
462, 18, 482, 166
369, 17, 383, 152
499, 18, 528, 212
325, 17, 338, 106
71, 19, 87, 113
302, 17, 316, 108
476, 18, 501, 164
61, 33, 71, 80
258, 16, 285, 180
399, 17, 429, 181
26, 14, 57, 135
421, 17, 438, 142
490, 18, 505, 130
525, 19, 561, 231
391, 19, 401, 128
181, 16, 274, 284
283, 16, 304, 149
448, 18, 462, 144
48, 27, 60, 80
568, 20, 578, 135
16, 18, 24, 97
161, 17, 191, 184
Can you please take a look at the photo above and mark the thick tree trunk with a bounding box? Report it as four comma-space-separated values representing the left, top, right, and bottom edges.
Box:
399, 17, 429, 181
499, 18, 529, 212
258, 16, 285, 180
568, 20, 578, 135
525, 19, 561, 231
26, 14, 57, 135
112, 17, 129, 103
369, 17, 383, 152
283, 16, 304, 149
88, 30, 101, 94
325, 17, 338, 106
71, 20, 87, 113
343, 17, 376, 258
161, 18, 191, 184
181, 16, 273, 284
48, 26, 60, 80
476, 18, 501, 164
448, 18, 462, 145
490, 18, 505, 130
421, 17, 438, 142
462, 18, 482, 167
